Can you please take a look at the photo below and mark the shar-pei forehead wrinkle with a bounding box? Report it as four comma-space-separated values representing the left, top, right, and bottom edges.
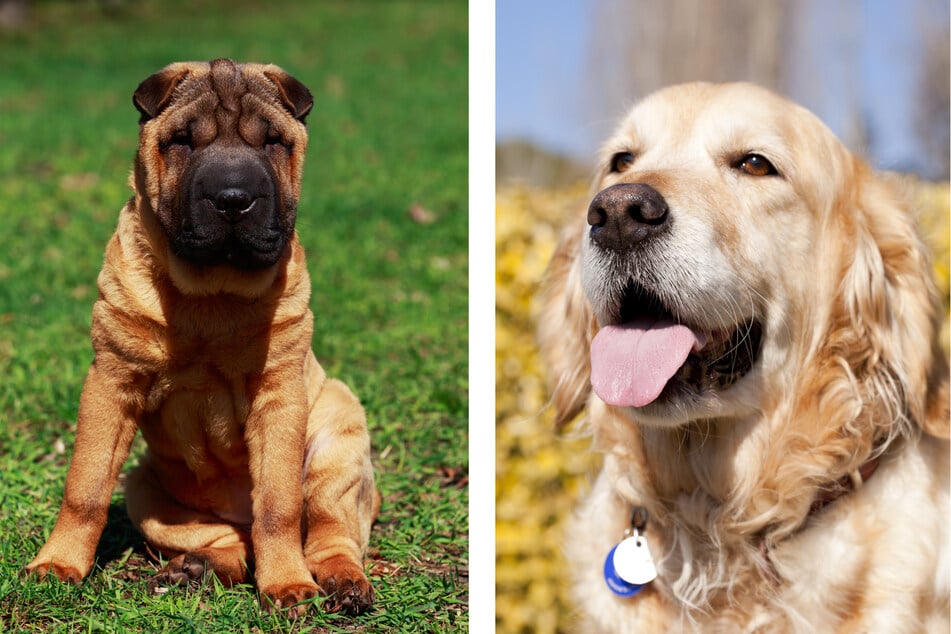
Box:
134, 59, 314, 127
208, 58, 246, 113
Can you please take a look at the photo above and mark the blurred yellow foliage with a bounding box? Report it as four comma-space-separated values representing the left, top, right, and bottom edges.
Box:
496, 183, 597, 634
910, 178, 951, 352
495, 178, 949, 633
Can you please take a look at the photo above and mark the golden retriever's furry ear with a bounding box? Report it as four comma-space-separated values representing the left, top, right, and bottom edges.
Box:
922, 355, 950, 439
826, 164, 949, 440
537, 222, 597, 428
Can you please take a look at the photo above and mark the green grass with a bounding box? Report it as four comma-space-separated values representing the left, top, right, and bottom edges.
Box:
0, 1, 468, 631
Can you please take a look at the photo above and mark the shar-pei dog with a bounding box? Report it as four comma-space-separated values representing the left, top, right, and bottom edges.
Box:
26, 59, 378, 616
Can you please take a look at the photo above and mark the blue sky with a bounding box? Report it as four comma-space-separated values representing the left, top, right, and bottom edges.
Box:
496, 1, 590, 159
496, 0, 949, 177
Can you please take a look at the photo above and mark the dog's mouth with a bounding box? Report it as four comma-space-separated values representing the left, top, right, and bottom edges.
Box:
169, 195, 290, 270
590, 279, 762, 408
173, 227, 288, 270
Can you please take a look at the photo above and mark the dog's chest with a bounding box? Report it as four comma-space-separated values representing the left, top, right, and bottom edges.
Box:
137, 372, 255, 523
136, 312, 277, 476
102, 288, 304, 477
140, 362, 253, 475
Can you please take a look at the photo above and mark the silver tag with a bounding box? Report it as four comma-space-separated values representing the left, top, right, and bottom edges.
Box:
612, 532, 658, 585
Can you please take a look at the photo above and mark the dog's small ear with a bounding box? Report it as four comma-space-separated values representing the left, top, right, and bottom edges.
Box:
133, 65, 190, 123
264, 69, 314, 123
537, 222, 596, 429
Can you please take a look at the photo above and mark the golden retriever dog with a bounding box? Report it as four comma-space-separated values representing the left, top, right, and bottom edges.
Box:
538, 82, 949, 632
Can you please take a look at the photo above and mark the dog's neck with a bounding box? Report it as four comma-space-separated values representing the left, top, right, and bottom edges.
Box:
606, 409, 887, 548
639, 421, 732, 498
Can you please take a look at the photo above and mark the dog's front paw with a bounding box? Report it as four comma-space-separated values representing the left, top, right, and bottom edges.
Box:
311, 554, 374, 614
321, 573, 375, 614
23, 560, 85, 585
259, 581, 319, 617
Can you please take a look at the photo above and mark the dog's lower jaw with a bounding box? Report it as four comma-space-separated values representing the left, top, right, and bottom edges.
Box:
165, 250, 287, 298
132, 196, 296, 299
611, 381, 763, 428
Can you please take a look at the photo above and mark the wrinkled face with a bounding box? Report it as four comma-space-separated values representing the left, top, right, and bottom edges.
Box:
134, 59, 313, 271
582, 82, 851, 426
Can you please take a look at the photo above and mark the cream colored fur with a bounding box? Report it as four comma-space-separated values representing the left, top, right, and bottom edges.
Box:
538, 82, 950, 632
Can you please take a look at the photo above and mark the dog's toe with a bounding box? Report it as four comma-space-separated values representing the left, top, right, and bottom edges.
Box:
23, 561, 84, 585
259, 581, 318, 617
147, 553, 207, 593
321, 574, 375, 614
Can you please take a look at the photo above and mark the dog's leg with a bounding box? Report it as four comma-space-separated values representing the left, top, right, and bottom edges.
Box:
25, 364, 139, 582
125, 463, 251, 589
301, 377, 378, 614
244, 370, 319, 615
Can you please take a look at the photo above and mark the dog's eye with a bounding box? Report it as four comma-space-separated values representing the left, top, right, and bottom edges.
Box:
265, 133, 287, 148
736, 153, 777, 177
264, 129, 291, 152
163, 129, 193, 151
610, 152, 635, 173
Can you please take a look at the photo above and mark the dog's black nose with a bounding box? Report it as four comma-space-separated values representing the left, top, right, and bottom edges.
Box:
587, 183, 669, 251
213, 187, 255, 220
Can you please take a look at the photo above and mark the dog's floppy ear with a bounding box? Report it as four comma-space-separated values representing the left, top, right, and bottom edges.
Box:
264, 68, 314, 123
133, 65, 190, 123
825, 165, 949, 440
537, 221, 597, 428
923, 353, 950, 439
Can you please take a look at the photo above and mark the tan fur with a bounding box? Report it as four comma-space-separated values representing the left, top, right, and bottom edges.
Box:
538, 82, 950, 631
26, 60, 378, 616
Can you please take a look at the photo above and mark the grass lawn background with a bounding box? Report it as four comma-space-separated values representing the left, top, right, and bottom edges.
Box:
0, 1, 468, 631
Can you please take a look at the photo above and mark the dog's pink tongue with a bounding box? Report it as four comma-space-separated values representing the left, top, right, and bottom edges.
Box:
591, 320, 703, 408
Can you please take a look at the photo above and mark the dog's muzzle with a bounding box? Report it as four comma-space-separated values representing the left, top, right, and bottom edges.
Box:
174, 148, 290, 270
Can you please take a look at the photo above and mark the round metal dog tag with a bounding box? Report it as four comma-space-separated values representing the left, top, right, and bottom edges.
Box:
612, 534, 658, 585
